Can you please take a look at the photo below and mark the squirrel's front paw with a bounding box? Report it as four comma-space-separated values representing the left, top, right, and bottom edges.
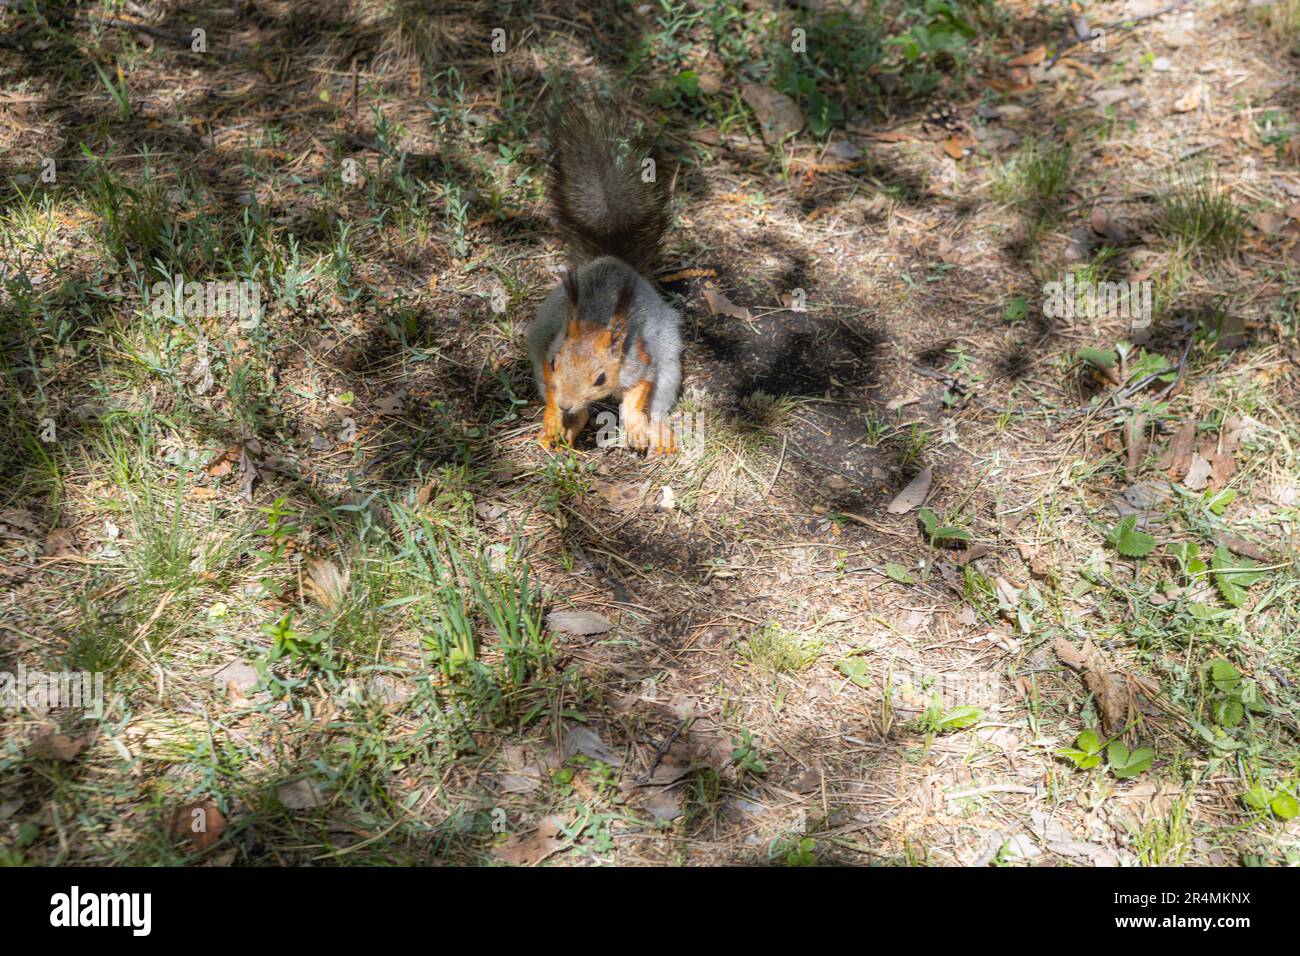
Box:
541, 404, 564, 450
624, 412, 650, 452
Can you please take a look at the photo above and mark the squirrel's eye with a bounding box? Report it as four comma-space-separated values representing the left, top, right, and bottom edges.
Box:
593, 373, 606, 388
550, 357, 557, 371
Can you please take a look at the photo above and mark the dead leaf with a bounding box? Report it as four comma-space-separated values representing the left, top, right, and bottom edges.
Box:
1214, 535, 1267, 564
641, 788, 683, 822
42, 527, 77, 556
373, 392, 406, 416
0, 507, 39, 536
1124, 413, 1148, 480
169, 799, 226, 853
277, 778, 324, 810
1209, 450, 1236, 487
302, 556, 350, 609
1252, 211, 1291, 236
1090, 87, 1133, 107
28, 734, 83, 761
1054, 638, 1129, 736
1182, 453, 1212, 491
995, 576, 1021, 609
741, 84, 803, 144
1007, 45, 1047, 67
415, 475, 438, 506
212, 660, 259, 698
868, 128, 914, 143
590, 478, 650, 512
1161, 422, 1196, 478
547, 610, 613, 636
702, 285, 751, 320
494, 815, 566, 866
562, 725, 621, 766
1173, 84, 1202, 113
887, 467, 932, 514
1090, 206, 1129, 243
941, 135, 971, 160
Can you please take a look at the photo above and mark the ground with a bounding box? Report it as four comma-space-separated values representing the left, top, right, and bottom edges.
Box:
1, 0, 1298, 866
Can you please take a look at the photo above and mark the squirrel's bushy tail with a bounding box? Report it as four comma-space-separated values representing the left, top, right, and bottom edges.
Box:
547, 103, 671, 272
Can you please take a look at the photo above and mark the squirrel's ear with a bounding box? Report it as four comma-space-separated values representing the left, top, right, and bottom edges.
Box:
607, 272, 637, 348
562, 268, 581, 337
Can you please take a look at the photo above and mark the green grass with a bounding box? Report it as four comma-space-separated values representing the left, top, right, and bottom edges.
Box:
1158, 167, 1246, 258
994, 137, 1073, 214
736, 621, 823, 677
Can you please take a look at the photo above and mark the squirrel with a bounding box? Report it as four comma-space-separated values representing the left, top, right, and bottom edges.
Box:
526, 104, 682, 455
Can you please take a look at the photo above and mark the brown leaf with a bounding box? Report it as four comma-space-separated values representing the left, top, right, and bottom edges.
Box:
995, 575, 1021, 609
741, 84, 803, 144
1161, 422, 1196, 478
302, 556, 350, 609
1089, 206, 1129, 243
373, 392, 406, 416
562, 725, 622, 766
941, 135, 969, 160
1056, 638, 1129, 735
206, 447, 238, 477
1007, 45, 1047, 67
212, 660, 260, 698
547, 610, 613, 636
1124, 413, 1148, 480
1253, 211, 1292, 236
887, 467, 932, 514
590, 478, 650, 512
169, 799, 226, 853
494, 815, 566, 866
1217, 535, 1269, 563
641, 788, 684, 822
1182, 453, 1212, 491
1172, 84, 1202, 113
277, 778, 324, 810
28, 734, 83, 761
702, 285, 751, 320
1208, 451, 1237, 488
42, 527, 78, 556
868, 128, 914, 143
0, 507, 39, 535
